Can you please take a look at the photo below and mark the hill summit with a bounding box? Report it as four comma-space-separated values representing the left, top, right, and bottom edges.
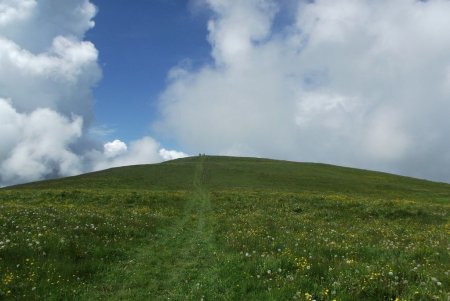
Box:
9, 156, 450, 199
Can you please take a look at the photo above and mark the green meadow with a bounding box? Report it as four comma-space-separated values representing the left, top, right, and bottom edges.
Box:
0, 156, 449, 300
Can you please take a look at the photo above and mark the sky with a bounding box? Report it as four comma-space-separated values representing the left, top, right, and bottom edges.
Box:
1, 0, 450, 186
85, 0, 210, 144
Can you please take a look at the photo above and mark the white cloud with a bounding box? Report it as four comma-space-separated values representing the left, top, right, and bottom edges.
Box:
0, 35, 100, 121
0, 0, 96, 52
0, 0, 100, 186
0, 0, 186, 186
157, 0, 450, 182
0, 98, 83, 185
90, 137, 162, 171
159, 148, 188, 161
104, 139, 127, 158
91, 138, 188, 171
205, 0, 278, 66
0, 0, 36, 26
364, 107, 411, 161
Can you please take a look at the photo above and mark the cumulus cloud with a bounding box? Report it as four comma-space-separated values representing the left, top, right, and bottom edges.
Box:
159, 148, 189, 161
0, 0, 36, 26
0, 0, 97, 52
89, 137, 187, 171
0, 0, 186, 186
0, 98, 83, 184
157, 0, 450, 182
103, 139, 128, 158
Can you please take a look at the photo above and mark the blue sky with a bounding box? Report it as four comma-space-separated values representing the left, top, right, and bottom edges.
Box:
1, 0, 450, 185
86, 0, 210, 145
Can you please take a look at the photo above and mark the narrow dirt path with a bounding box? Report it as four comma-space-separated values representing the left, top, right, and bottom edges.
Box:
89, 157, 220, 300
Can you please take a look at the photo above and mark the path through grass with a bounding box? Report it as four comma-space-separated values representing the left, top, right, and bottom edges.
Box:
85, 156, 220, 300
2, 156, 449, 300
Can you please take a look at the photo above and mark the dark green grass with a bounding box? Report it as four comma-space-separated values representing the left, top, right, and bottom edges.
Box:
7, 160, 198, 191
11, 156, 450, 200
199, 156, 450, 199
1, 156, 449, 300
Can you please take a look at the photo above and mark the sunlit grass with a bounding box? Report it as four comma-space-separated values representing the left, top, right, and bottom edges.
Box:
1, 156, 449, 300
0, 190, 186, 300
205, 191, 449, 300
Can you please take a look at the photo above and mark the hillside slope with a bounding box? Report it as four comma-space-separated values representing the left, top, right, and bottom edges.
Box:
8, 155, 450, 199
1, 156, 449, 300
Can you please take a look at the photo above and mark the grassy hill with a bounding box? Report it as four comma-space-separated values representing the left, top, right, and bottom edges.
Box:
11, 156, 450, 199
1, 156, 449, 300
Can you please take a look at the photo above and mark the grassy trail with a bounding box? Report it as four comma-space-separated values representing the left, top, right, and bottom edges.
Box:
2, 156, 449, 300
86, 156, 219, 300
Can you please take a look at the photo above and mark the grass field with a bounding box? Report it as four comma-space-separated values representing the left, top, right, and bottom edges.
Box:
0, 156, 449, 300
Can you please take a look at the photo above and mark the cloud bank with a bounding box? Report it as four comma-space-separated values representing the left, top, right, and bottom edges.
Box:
0, 0, 186, 186
157, 0, 450, 182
